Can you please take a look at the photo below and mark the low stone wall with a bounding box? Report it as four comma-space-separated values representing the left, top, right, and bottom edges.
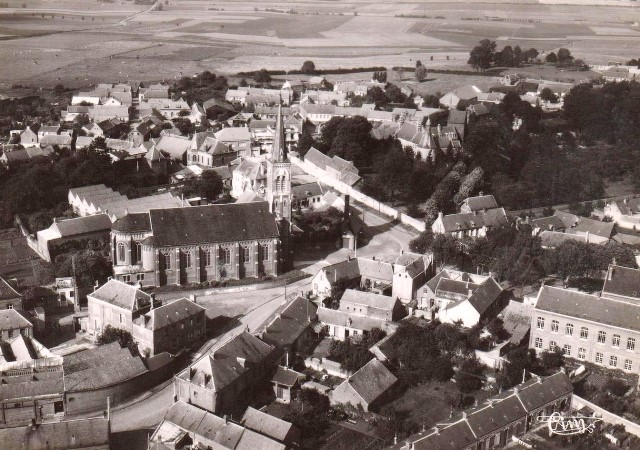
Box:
291, 155, 425, 233
572, 394, 640, 438
304, 356, 351, 378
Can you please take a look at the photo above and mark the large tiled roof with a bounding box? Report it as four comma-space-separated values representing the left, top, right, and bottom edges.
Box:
317, 307, 398, 334
198, 136, 232, 155
393, 372, 572, 450
357, 258, 394, 283
111, 212, 151, 233
135, 298, 205, 331
340, 289, 396, 312
536, 285, 640, 332
531, 215, 566, 231
241, 406, 294, 442
234, 157, 266, 181
271, 365, 301, 387
0, 417, 110, 450
539, 230, 586, 248
303, 147, 332, 170
65, 352, 147, 390
602, 265, 640, 301
89, 279, 151, 311
463, 194, 498, 212
215, 127, 251, 142
52, 214, 111, 237
0, 278, 21, 302
337, 359, 397, 405
0, 309, 32, 332
291, 182, 323, 199
236, 429, 286, 450
163, 401, 244, 449
439, 208, 508, 232
261, 296, 317, 349
148, 203, 279, 247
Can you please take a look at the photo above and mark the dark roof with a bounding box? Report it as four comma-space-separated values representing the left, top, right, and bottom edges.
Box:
148, 203, 279, 247
603, 265, 640, 301
337, 359, 397, 405
0, 277, 21, 302
0, 417, 110, 450
536, 285, 640, 332
530, 215, 566, 231
135, 298, 206, 331
439, 208, 508, 232
572, 217, 615, 239
216, 331, 274, 364
163, 400, 244, 449
65, 353, 147, 390
241, 406, 294, 442
0, 375, 64, 401
111, 212, 152, 232
271, 366, 301, 387
63, 342, 128, 373
463, 195, 498, 212
291, 182, 323, 199
393, 372, 572, 450
448, 109, 467, 125
466, 278, 503, 315
261, 297, 317, 349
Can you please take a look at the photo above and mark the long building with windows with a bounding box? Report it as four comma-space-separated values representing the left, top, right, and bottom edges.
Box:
110, 202, 290, 287
530, 284, 640, 379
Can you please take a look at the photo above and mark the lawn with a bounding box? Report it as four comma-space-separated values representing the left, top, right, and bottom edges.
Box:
383, 380, 457, 429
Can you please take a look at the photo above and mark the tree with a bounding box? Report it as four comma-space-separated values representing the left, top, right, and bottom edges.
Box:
431, 234, 462, 266
296, 128, 315, 156
97, 325, 139, 355
53, 84, 65, 94
540, 87, 559, 104
372, 71, 387, 83
415, 65, 428, 82
181, 170, 224, 201
524, 47, 539, 62
497, 347, 537, 389
409, 230, 434, 254
455, 357, 485, 393
540, 349, 564, 372
301, 60, 316, 74
557, 47, 573, 63
415, 60, 422, 68
487, 317, 507, 340
545, 52, 558, 63
253, 68, 271, 84
468, 39, 496, 71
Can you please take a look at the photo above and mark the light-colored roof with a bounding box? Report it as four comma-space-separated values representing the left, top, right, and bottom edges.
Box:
89, 279, 151, 311
134, 298, 205, 331
336, 359, 397, 405
340, 289, 397, 312
241, 407, 294, 442
215, 127, 251, 142
0, 309, 32, 332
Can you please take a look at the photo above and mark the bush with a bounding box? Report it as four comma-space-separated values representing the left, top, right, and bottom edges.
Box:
606, 378, 630, 397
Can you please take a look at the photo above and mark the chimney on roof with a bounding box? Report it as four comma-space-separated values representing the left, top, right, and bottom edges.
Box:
608, 265, 614, 280
224, 414, 228, 425
150, 293, 156, 309
434, 426, 440, 435
190, 293, 197, 304
462, 412, 467, 420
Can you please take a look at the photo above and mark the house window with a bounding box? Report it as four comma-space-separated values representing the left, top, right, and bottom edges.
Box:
242, 246, 250, 263
163, 252, 171, 270
220, 247, 231, 265
184, 252, 192, 268
563, 344, 571, 356
549, 341, 557, 351
610, 355, 618, 367
119, 314, 123, 324
628, 338, 635, 351
122, 275, 130, 283
203, 249, 212, 267
535, 338, 542, 349
261, 244, 269, 261
580, 327, 588, 339
537, 317, 545, 330
598, 331, 606, 343
8, 330, 13, 338
117, 242, 126, 263
578, 348, 586, 360
625, 359, 632, 371
551, 320, 559, 333
136, 273, 144, 281
135, 243, 142, 263
595, 352, 603, 364
565, 323, 573, 336
613, 334, 621, 347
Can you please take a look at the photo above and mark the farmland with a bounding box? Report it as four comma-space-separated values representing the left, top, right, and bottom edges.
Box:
1, 0, 640, 90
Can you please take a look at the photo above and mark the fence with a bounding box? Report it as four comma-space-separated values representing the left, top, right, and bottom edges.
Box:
290, 155, 426, 233
304, 356, 351, 378
571, 394, 640, 438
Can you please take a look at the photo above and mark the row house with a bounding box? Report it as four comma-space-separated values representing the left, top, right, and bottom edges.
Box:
391, 372, 573, 450
530, 285, 640, 381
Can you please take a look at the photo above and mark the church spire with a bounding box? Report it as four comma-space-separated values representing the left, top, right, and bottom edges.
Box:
272, 104, 287, 162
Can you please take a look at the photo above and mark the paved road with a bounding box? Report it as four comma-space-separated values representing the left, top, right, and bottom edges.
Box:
108, 206, 414, 432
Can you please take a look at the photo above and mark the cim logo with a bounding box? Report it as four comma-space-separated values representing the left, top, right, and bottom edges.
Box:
537, 412, 602, 435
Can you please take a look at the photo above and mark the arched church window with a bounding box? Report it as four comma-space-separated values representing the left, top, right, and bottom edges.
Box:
117, 243, 126, 263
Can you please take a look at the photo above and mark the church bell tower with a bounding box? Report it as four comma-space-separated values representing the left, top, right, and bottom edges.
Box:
266, 105, 292, 222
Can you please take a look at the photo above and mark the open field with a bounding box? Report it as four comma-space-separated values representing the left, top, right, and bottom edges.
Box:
1, 0, 640, 89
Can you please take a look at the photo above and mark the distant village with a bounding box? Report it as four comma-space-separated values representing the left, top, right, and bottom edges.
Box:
1, 60, 640, 450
